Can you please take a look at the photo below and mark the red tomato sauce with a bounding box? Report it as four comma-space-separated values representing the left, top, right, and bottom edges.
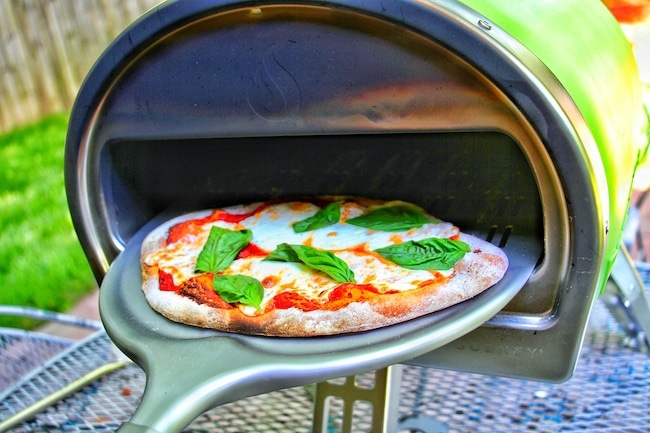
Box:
165, 203, 270, 244
269, 291, 321, 312
158, 270, 180, 291
237, 242, 268, 258
269, 283, 393, 312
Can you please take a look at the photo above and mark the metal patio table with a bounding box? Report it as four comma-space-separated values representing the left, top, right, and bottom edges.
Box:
1, 261, 649, 433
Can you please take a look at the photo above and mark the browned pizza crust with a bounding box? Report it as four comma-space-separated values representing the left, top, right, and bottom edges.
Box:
140, 204, 508, 337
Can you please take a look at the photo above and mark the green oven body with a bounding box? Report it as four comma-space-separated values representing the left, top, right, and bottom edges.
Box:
462, 0, 648, 284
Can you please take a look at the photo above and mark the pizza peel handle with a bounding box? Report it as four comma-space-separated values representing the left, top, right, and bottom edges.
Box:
111, 339, 290, 433
100, 216, 541, 433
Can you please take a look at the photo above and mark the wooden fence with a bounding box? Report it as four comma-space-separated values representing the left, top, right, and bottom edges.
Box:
0, 0, 163, 133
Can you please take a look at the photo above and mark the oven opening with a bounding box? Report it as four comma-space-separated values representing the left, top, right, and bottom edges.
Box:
105, 131, 542, 236
104, 130, 552, 317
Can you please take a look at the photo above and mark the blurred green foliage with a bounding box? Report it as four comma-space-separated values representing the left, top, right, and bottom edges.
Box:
0, 113, 95, 329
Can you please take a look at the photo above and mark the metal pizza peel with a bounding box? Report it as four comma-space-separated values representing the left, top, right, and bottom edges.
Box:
99, 214, 541, 433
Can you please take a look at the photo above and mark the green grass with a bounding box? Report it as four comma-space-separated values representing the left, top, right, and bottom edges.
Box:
0, 113, 95, 329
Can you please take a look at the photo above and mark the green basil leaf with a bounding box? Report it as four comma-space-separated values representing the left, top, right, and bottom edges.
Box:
292, 201, 342, 233
265, 243, 355, 283
212, 274, 263, 310
346, 204, 430, 232
195, 226, 252, 273
374, 237, 471, 270
264, 242, 300, 262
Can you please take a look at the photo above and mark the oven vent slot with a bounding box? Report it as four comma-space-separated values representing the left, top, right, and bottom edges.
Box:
486, 225, 513, 248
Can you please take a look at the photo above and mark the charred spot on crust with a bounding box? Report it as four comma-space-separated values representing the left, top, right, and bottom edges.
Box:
178, 278, 233, 309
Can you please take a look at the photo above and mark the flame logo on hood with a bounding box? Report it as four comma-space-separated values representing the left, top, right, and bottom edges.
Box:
247, 43, 301, 121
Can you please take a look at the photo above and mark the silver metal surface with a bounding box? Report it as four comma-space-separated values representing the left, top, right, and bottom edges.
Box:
0, 359, 131, 432
0, 306, 102, 392
98, 217, 539, 432
3, 286, 650, 432
0, 329, 71, 391
312, 366, 402, 433
602, 248, 650, 351
0, 330, 118, 429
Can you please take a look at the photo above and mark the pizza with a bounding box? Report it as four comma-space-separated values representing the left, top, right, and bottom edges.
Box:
141, 197, 508, 337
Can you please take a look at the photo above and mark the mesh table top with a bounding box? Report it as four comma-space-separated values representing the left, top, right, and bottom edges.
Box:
2, 283, 649, 432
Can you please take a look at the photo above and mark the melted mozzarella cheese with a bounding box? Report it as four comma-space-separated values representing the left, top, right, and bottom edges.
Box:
145, 201, 459, 311
144, 218, 239, 285
243, 202, 458, 251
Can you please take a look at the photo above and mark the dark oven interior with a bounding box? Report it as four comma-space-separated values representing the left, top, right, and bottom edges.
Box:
105, 132, 541, 238
102, 130, 547, 318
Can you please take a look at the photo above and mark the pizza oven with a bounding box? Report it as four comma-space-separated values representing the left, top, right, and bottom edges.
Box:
64, 0, 647, 431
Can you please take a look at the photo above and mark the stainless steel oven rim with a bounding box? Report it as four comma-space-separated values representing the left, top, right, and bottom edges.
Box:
64, 0, 644, 399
